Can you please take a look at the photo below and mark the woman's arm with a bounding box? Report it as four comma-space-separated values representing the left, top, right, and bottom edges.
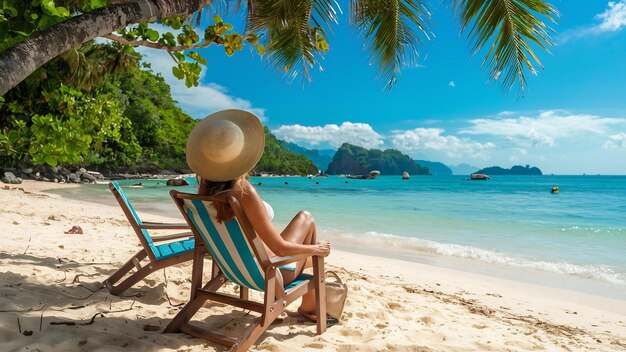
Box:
237, 181, 329, 258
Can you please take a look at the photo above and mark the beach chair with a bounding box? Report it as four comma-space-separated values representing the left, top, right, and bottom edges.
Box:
164, 190, 327, 352
104, 181, 195, 295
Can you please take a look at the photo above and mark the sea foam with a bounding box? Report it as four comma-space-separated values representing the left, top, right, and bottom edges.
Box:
324, 229, 626, 287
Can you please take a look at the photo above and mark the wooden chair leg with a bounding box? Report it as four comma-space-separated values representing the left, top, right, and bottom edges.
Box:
239, 286, 249, 300
103, 250, 148, 294
108, 261, 161, 296
211, 260, 219, 279
190, 244, 205, 300
231, 317, 270, 352
164, 273, 227, 333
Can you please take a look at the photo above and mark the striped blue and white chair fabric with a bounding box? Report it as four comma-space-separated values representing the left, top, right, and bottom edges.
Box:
104, 181, 195, 296
182, 198, 310, 293
165, 191, 327, 352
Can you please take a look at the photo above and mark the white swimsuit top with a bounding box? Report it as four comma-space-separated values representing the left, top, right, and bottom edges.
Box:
263, 200, 274, 221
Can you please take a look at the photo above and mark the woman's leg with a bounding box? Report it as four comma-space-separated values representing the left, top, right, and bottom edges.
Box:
277, 211, 320, 318
278, 211, 316, 284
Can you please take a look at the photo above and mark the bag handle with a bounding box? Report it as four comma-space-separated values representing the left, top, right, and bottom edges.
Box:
325, 271, 343, 284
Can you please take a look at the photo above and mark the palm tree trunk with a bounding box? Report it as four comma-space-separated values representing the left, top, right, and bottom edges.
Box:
0, 0, 210, 95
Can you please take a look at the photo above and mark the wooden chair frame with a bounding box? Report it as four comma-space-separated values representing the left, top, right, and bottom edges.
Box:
104, 182, 195, 296
164, 190, 327, 352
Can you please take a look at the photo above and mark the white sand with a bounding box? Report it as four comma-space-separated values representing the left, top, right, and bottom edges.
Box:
1, 181, 625, 351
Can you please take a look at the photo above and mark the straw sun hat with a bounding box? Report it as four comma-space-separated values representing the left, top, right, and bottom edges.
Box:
186, 109, 265, 182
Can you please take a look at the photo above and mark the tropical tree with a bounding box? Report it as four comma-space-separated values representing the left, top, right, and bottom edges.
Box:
0, 0, 557, 96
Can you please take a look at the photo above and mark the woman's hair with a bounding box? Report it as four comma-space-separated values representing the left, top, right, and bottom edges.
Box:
197, 175, 246, 222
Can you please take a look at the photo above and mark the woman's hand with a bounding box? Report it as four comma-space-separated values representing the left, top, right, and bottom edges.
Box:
313, 240, 331, 257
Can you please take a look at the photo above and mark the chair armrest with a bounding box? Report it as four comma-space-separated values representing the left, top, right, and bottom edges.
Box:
269, 254, 311, 268
139, 222, 189, 230
151, 231, 193, 242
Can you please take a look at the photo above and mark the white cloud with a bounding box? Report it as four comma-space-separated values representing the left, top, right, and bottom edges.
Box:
604, 132, 626, 149
448, 81, 456, 88
272, 122, 384, 149
597, 1, 626, 32
391, 128, 495, 159
559, 1, 626, 42
461, 110, 626, 148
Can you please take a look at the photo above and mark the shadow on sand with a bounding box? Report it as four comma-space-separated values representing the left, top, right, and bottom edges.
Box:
0, 251, 322, 351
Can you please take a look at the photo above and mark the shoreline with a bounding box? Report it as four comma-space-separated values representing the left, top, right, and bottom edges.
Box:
36, 179, 626, 302
1, 182, 625, 350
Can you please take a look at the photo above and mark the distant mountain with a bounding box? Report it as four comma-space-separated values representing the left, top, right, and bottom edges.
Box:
326, 143, 429, 175
280, 142, 334, 172
475, 165, 543, 176
414, 160, 452, 176
450, 163, 480, 175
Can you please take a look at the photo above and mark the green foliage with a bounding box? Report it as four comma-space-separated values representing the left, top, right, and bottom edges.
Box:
112, 65, 197, 172
326, 143, 429, 175
0, 42, 193, 172
117, 16, 265, 88
2, 0, 557, 93
0, 0, 107, 52
452, 0, 558, 94
256, 127, 319, 175
350, 0, 430, 90
0, 118, 29, 162
3, 83, 137, 167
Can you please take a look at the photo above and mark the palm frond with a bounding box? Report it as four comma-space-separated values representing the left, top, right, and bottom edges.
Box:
58, 42, 139, 90
247, 0, 340, 81
350, 0, 430, 90
453, 0, 558, 95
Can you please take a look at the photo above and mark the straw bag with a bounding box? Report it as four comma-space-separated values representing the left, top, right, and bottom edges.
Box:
325, 271, 348, 320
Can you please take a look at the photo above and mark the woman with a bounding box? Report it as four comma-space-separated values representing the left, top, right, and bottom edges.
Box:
186, 109, 331, 320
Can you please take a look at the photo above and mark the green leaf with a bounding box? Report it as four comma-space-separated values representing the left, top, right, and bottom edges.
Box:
44, 154, 58, 166
41, 0, 60, 16
256, 45, 266, 56
89, 0, 108, 10
452, 0, 557, 94
350, 0, 430, 90
172, 66, 184, 79
25, 10, 39, 22
38, 14, 59, 28
56, 6, 69, 17
213, 15, 223, 24
146, 28, 159, 41
3, 5, 18, 17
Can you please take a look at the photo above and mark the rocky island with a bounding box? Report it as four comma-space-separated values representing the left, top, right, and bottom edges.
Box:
326, 143, 429, 175
474, 165, 543, 176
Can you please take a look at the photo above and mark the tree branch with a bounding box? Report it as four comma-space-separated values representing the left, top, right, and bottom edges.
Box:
0, 0, 212, 95
101, 33, 212, 52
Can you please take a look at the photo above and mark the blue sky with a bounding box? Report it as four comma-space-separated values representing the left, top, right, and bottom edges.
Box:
137, 1, 626, 175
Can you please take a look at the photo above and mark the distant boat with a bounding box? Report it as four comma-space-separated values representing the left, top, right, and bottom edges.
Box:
470, 173, 491, 180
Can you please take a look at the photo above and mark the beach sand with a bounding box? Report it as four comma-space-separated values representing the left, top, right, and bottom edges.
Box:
1, 181, 625, 351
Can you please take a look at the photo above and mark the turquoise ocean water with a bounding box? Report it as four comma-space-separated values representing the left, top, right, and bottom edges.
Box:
50, 175, 626, 300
